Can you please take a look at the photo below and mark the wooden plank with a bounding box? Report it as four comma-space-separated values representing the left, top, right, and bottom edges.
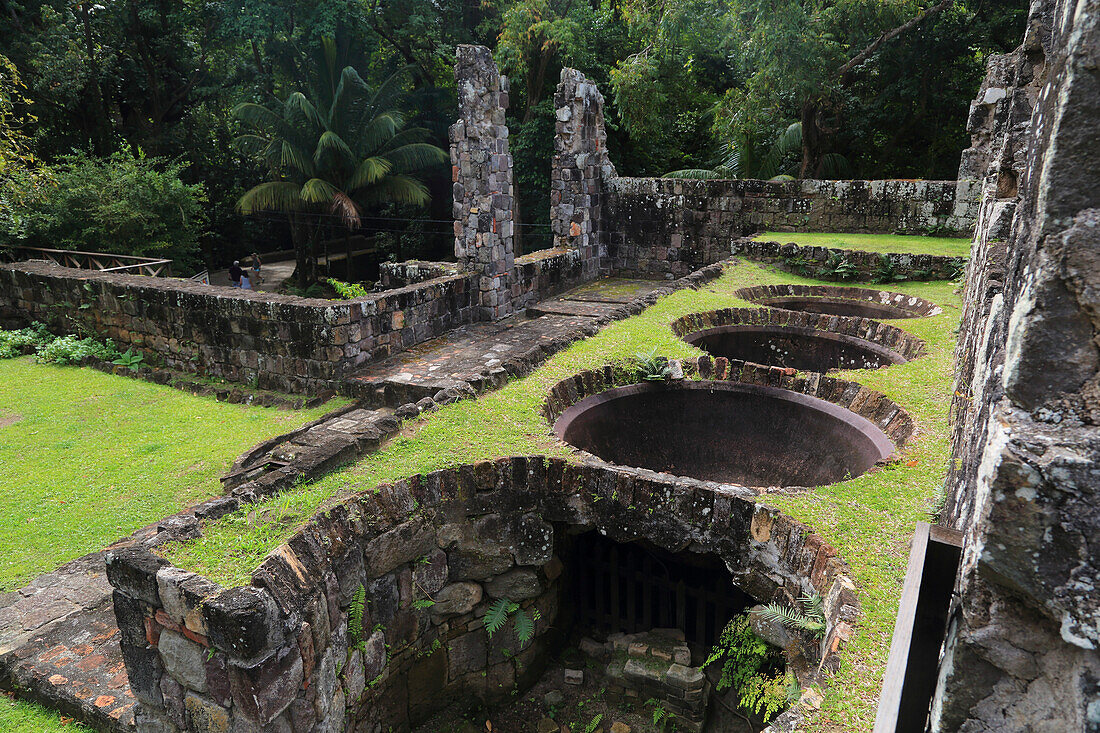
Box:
609, 543, 620, 631
874, 522, 931, 733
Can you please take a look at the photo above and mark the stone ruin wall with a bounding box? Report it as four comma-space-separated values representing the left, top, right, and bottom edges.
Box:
0, 45, 982, 394
107, 457, 859, 732
933, 0, 1100, 729
731, 238, 966, 283
540, 67, 979, 280
604, 178, 977, 279
450, 44, 518, 321
0, 261, 477, 393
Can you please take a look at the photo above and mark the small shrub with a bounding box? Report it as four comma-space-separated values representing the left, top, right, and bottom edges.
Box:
326, 278, 369, 299
822, 252, 859, 281
780, 252, 812, 275
34, 335, 119, 365
872, 253, 901, 284
705, 613, 791, 724
945, 259, 967, 280
634, 348, 671, 381
0, 322, 52, 358
112, 347, 145, 368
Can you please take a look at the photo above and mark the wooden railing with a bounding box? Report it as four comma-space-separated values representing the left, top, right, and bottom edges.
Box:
3, 246, 173, 277
874, 522, 964, 733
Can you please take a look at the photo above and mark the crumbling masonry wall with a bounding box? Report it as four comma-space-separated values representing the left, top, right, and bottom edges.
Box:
604, 178, 976, 279
544, 70, 978, 280
0, 261, 476, 393
932, 0, 1100, 729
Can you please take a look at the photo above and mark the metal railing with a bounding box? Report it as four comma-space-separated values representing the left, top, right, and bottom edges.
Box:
3, 246, 173, 277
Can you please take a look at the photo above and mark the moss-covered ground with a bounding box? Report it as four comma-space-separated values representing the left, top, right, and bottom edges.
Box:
164, 260, 962, 731
755, 231, 971, 257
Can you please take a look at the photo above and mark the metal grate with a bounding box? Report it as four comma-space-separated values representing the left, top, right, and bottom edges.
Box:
568, 532, 754, 652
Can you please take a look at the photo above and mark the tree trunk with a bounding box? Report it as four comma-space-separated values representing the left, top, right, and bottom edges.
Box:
799, 101, 823, 179
289, 212, 318, 287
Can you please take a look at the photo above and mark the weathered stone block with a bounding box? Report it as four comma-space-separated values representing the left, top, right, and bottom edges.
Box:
228, 646, 304, 725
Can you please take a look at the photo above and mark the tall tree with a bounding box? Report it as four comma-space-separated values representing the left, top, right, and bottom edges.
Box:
234, 42, 447, 285
720, 0, 958, 178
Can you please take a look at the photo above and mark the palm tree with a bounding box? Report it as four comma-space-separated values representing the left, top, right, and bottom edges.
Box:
664, 123, 851, 181
234, 41, 448, 286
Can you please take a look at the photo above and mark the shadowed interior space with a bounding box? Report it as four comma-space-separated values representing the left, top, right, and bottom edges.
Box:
555, 381, 894, 487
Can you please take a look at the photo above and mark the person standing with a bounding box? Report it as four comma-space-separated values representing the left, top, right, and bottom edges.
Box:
250, 253, 264, 288
228, 260, 244, 287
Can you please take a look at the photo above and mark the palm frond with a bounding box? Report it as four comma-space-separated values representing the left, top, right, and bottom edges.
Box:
760, 600, 826, 636
234, 134, 272, 157
232, 102, 284, 132
237, 181, 303, 214
283, 92, 325, 135
357, 112, 403, 155
330, 66, 372, 130
378, 127, 432, 153
314, 130, 355, 169
299, 177, 340, 206
347, 156, 394, 190
819, 153, 852, 179
775, 122, 803, 157
330, 190, 362, 230
357, 174, 430, 207
364, 67, 415, 116
281, 139, 315, 176
758, 123, 801, 180
383, 143, 449, 174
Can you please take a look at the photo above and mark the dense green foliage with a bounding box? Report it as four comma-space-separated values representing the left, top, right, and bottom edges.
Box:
0, 322, 122, 364
3, 148, 207, 270
0, 0, 1021, 270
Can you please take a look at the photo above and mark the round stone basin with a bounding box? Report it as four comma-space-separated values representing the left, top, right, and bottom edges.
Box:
753, 296, 920, 319
554, 381, 894, 487
683, 324, 907, 372
735, 285, 941, 319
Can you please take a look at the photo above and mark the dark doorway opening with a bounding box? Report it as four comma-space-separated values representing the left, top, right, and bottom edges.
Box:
564, 530, 755, 657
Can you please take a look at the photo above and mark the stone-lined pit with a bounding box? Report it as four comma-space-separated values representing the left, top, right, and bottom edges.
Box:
108, 454, 861, 733
671, 306, 926, 373
735, 284, 943, 319
683, 323, 907, 371
554, 381, 894, 487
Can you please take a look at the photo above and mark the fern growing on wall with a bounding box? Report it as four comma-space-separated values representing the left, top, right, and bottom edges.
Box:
484, 597, 540, 648
760, 591, 826, 637
348, 583, 367, 650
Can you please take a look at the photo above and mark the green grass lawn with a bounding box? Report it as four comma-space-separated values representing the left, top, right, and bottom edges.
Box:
164, 261, 962, 731
755, 231, 971, 257
0, 693, 93, 733
0, 358, 343, 592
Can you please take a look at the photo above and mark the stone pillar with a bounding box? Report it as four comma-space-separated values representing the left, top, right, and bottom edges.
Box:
450, 44, 515, 320
551, 68, 617, 279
